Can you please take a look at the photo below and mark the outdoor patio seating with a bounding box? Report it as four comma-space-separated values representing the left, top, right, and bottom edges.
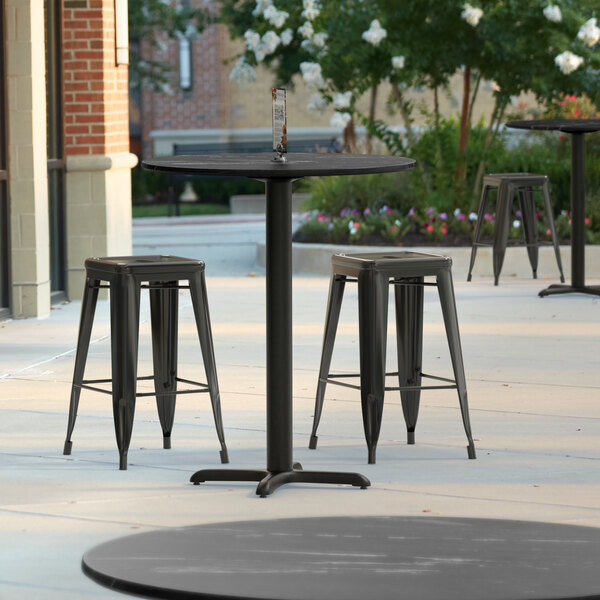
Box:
467, 173, 565, 285
62, 255, 229, 470
308, 251, 477, 464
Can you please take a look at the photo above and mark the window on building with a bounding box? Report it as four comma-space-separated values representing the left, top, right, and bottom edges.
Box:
179, 36, 192, 90
0, 0, 10, 316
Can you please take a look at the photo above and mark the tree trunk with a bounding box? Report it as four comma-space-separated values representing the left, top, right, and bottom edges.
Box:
343, 118, 356, 153
366, 83, 378, 153
454, 66, 472, 203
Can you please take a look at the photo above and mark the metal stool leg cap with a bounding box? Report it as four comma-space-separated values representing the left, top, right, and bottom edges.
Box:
219, 448, 229, 464
63, 441, 73, 455
467, 443, 477, 459
407, 431, 415, 445
466, 273, 472, 282
533, 271, 538, 279
163, 436, 171, 450
119, 453, 128, 470
368, 447, 376, 464
308, 434, 318, 450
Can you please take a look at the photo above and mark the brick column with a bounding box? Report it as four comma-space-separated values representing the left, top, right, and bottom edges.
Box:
63, 0, 137, 298
6, 0, 51, 318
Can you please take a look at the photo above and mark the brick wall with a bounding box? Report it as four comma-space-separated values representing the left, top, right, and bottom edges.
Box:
141, 21, 228, 157
63, 0, 129, 156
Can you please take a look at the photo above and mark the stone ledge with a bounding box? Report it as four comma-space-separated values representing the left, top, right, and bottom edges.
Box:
66, 152, 138, 172
257, 242, 600, 279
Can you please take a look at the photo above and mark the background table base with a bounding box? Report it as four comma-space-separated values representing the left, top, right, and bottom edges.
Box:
83, 516, 600, 600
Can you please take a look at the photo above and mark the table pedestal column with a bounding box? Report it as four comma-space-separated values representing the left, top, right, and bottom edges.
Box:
190, 178, 370, 496
539, 133, 600, 297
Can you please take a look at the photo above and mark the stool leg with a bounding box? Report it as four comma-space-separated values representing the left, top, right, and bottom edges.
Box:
467, 185, 490, 282
110, 274, 141, 470
150, 281, 178, 450
63, 277, 100, 455
519, 186, 539, 279
436, 268, 476, 459
394, 277, 424, 445
542, 180, 565, 283
189, 271, 229, 464
309, 274, 346, 450
358, 271, 389, 464
493, 181, 512, 285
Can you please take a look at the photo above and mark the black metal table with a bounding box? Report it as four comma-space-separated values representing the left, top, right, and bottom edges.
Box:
142, 153, 416, 496
505, 119, 600, 297
83, 516, 600, 600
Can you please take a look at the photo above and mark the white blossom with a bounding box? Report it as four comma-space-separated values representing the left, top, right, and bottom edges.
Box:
252, 0, 272, 17
577, 18, 600, 47
330, 111, 352, 129
307, 93, 328, 112
298, 21, 314, 39
229, 57, 256, 86
543, 5, 562, 23
333, 91, 352, 109
391, 55, 405, 70
263, 5, 289, 29
555, 50, 584, 74
362, 19, 387, 46
469, 212, 478, 221
300, 61, 326, 89
302, 0, 320, 21
280, 28, 293, 45
513, 220, 521, 229
262, 31, 281, 53
461, 4, 483, 27
244, 30, 261, 52
312, 32, 328, 48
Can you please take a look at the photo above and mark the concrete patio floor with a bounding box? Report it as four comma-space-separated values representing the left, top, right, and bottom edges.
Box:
1, 215, 600, 599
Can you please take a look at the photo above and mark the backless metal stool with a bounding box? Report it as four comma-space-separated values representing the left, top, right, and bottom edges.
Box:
467, 173, 565, 285
309, 251, 476, 464
63, 255, 229, 469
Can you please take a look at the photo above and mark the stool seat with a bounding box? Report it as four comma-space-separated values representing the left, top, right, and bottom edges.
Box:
468, 173, 564, 285
63, 255, 229, 469
309, 251, 476, 464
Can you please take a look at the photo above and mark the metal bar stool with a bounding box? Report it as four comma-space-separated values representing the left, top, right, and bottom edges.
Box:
309, 251, 476, 464
63, 255, 229, 469
467, 173, 565, 285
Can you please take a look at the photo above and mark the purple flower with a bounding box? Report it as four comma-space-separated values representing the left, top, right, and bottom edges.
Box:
340, 208, 350, 217
516, 210, 522, 218
457, 213, 466, 221
439, 212, 448, 220
364, 207, 371, 215
484, 213, 493, 221
408, 207, 415, 217
351, 209, 360, 215
426, 206, 434, 215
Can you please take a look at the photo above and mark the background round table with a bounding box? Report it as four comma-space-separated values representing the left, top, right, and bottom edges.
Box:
83, 516, 600, 600
505, 119, 600, 297
142, 153, 415, 497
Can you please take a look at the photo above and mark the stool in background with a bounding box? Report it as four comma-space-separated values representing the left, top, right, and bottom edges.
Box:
309, 251, 476, 464
63, 255, 229, 469
467, 173, 565, 285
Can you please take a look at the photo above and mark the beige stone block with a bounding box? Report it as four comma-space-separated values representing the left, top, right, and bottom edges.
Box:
15, 1, 32, 41
67, 268, 86, 301
11, 248, 37, 282
67, 236, 94, 268
68, 204, 108, 237
16, 76, 32, 111
20, 280, 50, 319
19, 213, 36, 248
91, 235, 109, 257
90, 172, 108, 204
7, 41, 32, 77
66, 172, 93, 206
15, 144, 34, 179
9, 110, 34, 146
9, 179, 35, 205
6, 5, 16, 42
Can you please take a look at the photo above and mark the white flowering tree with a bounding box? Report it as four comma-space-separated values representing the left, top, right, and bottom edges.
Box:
221, 0, 599, 198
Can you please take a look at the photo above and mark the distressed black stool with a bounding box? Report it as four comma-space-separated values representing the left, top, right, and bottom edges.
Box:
467, 173, 565, 285
63, 255, 229, 469
309, 251, 476, 464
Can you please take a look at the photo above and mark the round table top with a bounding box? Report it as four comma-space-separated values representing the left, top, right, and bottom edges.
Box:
83, 516, 600, 600
142, 152, 416, 179
506, 119, 600, 134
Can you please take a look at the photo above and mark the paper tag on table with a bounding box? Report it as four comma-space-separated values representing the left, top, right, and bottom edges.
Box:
272, 88, 287, 156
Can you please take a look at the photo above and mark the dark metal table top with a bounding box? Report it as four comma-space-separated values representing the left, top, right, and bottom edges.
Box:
142, 152, 416, 179
83, 516, 600, 600
506, 119, 600, 134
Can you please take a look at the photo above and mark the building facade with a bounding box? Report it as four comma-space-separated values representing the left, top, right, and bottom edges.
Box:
1, 0, 135, 319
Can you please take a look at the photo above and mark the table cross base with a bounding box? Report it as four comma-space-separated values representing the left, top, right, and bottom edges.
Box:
190, 465, 370, 497
539, 284, 600, 297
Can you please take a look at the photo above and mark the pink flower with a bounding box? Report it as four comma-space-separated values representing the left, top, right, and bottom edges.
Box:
484, 213, 493, 220
317, 214, 328, 222
585, 218, 591, 225
546, 229, 552, 236
426, 224, 434, 233
391, 225, 397, 232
